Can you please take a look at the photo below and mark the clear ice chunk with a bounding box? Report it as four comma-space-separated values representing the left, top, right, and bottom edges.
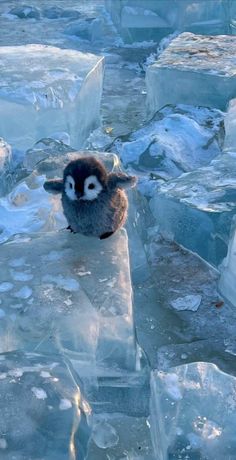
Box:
146, 33, 236, 116
150, 152, 236, 266
219, 216, 236, 307
114, 105, 223, 180
0, 138, 12, 197
0, 44, 104, 150
151, 362, 236, 459
0, 350, 91, 460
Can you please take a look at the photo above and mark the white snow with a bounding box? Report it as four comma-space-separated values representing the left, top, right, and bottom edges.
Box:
31, 387, 47, 400
170, 295, 202, 312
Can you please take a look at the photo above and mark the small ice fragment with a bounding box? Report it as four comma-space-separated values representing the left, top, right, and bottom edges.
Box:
10, 270, 33, 281
42, 275, 79, 292
40, 371, 51, 378
170, 295, 202, 312
181, 353, 187, 360
14, 286, 32, 299
59, 399, 72, 410
9, 257, 26, 267
0, 282, 13, 292
92, 421, 119, 449
0, 373, 7, 380
0, 439, 7, 449
0, 309, 5, 318
31, 387, 47, 400
9, 368, 23, 378
162, 373, 182, 401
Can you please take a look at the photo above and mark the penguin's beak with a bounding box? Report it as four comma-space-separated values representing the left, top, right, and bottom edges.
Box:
76, 191, 82, 200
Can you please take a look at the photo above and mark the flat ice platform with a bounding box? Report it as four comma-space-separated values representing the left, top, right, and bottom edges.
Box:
0, 44, 104, 150
146, 33, 236, 115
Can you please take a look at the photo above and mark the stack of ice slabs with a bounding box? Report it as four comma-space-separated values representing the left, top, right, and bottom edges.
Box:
0, 45, 104, 150
146, 33, 236, 115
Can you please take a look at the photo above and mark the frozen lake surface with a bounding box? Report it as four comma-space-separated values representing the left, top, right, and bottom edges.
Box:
0, 1, 236, 459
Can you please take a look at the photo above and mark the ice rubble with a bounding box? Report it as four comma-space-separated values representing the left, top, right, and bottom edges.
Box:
0, 44, 104, 151
223, 98, 236, 152
0, 351, 91, 460
151, 363, 236, 460
105, 0, 231, 43
146, 33, 236, 116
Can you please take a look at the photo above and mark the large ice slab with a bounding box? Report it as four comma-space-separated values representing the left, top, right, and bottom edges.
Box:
106, 0, 230, 43
114, 104, 223, 180
151, 363, 236, 460
0, 44, 104, 150
150, 152, 236, 267
146, 33, 236, 116
219, 217, 236, 307
0, 229, 137, 376
0, 350, 91, 460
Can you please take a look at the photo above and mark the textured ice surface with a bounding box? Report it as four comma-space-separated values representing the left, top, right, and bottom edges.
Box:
0, 44, 104, 150
146, 33, 236, 116
106, 0, 230, 43
151, 362, 236, 460
219, 217, 236, 307
0, 229, 137, 376
150, 152, 236, 266
0, 350, 91, 460
0, 138, 12, 197
114, 105, 223, 180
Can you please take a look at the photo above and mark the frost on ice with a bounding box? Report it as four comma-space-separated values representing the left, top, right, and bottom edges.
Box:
0, 44, 104, 150
146, 33, 236, 115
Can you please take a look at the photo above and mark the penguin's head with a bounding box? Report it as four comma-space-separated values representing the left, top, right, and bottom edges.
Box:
63, 157, 108, 202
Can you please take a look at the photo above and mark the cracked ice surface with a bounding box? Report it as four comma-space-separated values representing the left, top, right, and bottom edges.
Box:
151, 363, 236, 460
146, 33, 236, 115
0, 350, 91, 460
0, 44, 104, 150
219, 216, 236, 308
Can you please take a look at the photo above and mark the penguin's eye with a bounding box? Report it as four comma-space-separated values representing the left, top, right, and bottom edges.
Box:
88, 183, 95, 190
69, 182, 73, 189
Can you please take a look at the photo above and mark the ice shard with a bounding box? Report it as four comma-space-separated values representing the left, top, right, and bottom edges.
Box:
0, 350, 91, 460
0, 45, 104, 150
146, 33, 236, 116
223, 98, 236, 152
151, 363, 236, 460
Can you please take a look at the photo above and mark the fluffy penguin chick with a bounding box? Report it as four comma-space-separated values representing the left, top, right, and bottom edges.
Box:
44, 156, 137, 239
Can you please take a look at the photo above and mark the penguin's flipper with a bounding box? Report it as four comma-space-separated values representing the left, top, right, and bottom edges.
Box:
107, 172, 137, 190
100, 231, 114, 240
67, 225, 77, 234
43, 179, 63, 195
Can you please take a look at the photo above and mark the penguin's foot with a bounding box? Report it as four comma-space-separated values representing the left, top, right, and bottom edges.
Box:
67, 225, 77, 234
100, 231, 114, 240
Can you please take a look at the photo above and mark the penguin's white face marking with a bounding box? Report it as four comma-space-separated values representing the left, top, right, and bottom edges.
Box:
65, 175, 76, 201
81, 175, 103, 201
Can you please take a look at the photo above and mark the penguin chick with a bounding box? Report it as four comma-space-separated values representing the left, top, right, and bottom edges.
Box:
43, 156, 137, 239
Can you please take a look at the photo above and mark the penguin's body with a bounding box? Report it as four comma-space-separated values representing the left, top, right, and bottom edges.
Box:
44, 156, 136, 239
